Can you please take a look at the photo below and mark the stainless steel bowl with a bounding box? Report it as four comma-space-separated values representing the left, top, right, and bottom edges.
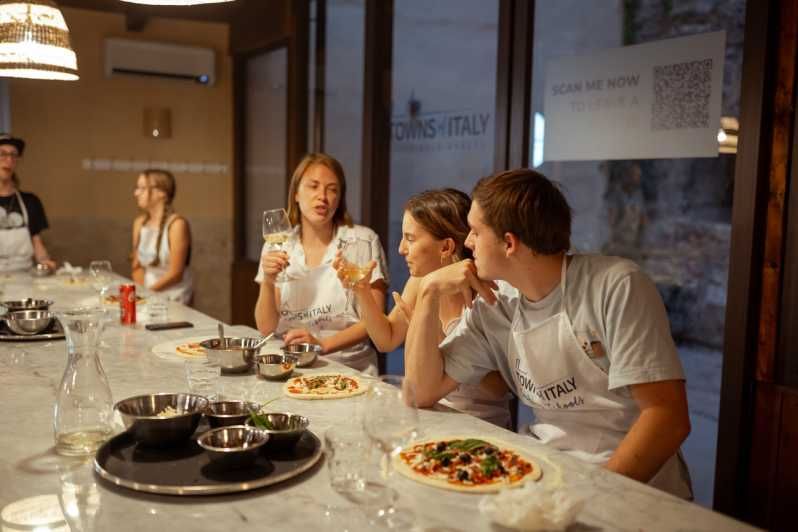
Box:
1, 298, 53, 311
204, 400, 260, 428
246, 412, 309, 451
255, 354, 297, 380
196, 425, 269, 469
114, 393, 209, 446
199, 337, 262, 374
281, 343, 322, 367
4, 310, 54, 335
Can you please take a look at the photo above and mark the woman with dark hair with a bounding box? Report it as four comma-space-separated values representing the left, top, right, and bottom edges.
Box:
0, 134, 56, 272
254, 153, 389, 374
335, 188, 511, 427
131, 169, 193, 303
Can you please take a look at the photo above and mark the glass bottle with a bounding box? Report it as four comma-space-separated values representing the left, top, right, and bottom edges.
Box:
54, 308, 114, 456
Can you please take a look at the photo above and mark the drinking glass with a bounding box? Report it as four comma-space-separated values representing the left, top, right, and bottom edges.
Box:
146, 294, 168, 323
88, 260, 112, 303
340, 237, 373, 313
325, 425, 385, 506
184, 356, 221, 401
262, 208, 293, 282
362, 375, 419, 529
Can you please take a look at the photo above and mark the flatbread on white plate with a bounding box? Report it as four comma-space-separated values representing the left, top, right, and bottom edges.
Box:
282, 373, 367, 400
151, 336, 214, 362
393, 435, 543, 493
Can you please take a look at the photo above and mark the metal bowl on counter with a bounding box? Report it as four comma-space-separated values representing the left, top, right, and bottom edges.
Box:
246, 412, 309, 451
199, 337, 262, 374
115, 393, 209, 446
281, 343, 322, 367
1, 298, 53, 312
197, 425, 269, 469
204, 400, 260, 428
255, 354, 297, 380
4, 310, 54, 335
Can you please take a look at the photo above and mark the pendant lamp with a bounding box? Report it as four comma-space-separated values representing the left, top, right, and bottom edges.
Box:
119, 1, 235, 5
0, 0, 78, 80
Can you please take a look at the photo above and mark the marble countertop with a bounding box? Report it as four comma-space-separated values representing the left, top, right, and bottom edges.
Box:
0, 272, 758, 531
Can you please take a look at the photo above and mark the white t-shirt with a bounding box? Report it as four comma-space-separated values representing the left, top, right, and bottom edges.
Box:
255, 224, 389, 373
441, 254, 684, 396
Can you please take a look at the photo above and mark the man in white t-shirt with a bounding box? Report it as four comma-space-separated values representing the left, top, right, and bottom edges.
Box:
405, 169, 692, 498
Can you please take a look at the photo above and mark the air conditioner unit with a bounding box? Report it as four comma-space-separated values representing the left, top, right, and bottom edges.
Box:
104, 38, 216, 86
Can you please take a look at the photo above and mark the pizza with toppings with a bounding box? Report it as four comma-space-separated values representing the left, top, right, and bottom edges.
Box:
175, 342, 205, 358
282, 373, 366, 400
394, 437, 542, 493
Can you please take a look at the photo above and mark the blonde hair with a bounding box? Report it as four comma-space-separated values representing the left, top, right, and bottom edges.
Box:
286, 153, 353, 228
141, 168, 176, 267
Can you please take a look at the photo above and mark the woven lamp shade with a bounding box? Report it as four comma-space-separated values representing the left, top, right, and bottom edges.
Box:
120, 1, 235, 5
0, 0, 78, 80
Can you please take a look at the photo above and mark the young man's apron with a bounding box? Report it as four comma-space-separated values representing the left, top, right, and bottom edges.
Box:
0, 191, 34, 272
277, 250, 377, 375
508, 256, 693, 498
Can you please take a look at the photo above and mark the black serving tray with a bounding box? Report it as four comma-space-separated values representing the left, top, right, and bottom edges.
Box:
0, 319, 65, 341
94, 426, 322, 495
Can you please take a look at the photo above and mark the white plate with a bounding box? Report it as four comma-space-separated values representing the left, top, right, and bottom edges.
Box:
151, 335, 216, 363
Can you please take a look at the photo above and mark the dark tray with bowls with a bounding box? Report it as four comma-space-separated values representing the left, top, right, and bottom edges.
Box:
93, 424, 322, 495
0, 318, 64, 341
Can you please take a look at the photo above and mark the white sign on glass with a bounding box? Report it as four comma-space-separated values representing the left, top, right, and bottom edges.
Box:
543, 31, 726, 161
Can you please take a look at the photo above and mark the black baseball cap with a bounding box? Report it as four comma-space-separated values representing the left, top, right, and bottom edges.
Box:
0, 134, 24, 155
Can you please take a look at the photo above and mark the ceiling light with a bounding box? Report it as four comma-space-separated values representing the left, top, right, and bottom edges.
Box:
0, 0, 79, 80
119, 1, 236, 5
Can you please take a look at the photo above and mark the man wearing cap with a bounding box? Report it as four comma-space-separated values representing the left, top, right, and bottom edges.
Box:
0, 134, 56, 272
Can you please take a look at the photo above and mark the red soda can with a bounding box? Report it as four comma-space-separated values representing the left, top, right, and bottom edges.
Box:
120, 284, 136, 324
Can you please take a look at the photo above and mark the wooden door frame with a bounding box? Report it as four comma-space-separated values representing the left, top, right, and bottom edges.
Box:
231, 3, 309, 327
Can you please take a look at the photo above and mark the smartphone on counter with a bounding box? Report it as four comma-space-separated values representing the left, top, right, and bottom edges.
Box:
145, 321, 194, 331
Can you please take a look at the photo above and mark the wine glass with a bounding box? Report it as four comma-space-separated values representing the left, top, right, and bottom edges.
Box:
362, 375, 419, 529
262, 209, 292, 282
89, 260, 113, 303
340, 237, 373, 313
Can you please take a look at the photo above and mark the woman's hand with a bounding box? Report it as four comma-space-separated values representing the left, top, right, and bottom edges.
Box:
392, 291, 414, 323
332, 250, 376, 291
283, 328, 325, 353
261, 250, 289, 284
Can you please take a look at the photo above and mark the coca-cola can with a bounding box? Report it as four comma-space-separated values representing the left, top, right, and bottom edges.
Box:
120, 284, 136, 325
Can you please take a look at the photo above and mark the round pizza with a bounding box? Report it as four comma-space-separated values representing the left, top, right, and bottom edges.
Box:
282, 373, 366, 400
175, 342, 205, 358
394, 437, 542, 493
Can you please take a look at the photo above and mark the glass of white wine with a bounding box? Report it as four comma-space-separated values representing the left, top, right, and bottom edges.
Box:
340, 237, 373, 313
262, 208, 292, 282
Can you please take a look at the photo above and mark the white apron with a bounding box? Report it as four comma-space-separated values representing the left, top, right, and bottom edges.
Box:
277, 261, 377, 375
509, 257, 693, 499
0, 191, 34, 272
440, 319, 512, 428
138, 216, 193, 304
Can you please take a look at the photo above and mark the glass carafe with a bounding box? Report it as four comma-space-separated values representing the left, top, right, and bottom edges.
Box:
54, 308, 114, 456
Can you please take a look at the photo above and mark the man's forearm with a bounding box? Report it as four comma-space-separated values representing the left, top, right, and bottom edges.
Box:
605, 407, 690, 482
405, 283, 447, 407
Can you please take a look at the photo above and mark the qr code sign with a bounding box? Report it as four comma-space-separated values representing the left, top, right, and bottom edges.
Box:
651, 58, 713, 131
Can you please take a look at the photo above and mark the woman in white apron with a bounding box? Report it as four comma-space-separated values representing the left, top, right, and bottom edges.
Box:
0, 134, 56, 272
131, 169, 193, 304
509, 255, 693, 498
335, 189, 512, 427
254, 153, 388, 375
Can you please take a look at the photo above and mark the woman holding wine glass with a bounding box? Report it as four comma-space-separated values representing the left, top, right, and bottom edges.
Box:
334, 189, 512, 427
254, 153, 389, 375
130, 169, 193, 304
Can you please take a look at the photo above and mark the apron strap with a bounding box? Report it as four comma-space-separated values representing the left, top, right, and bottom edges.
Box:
559, 254, 568, 313
15, 190, 29, 227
